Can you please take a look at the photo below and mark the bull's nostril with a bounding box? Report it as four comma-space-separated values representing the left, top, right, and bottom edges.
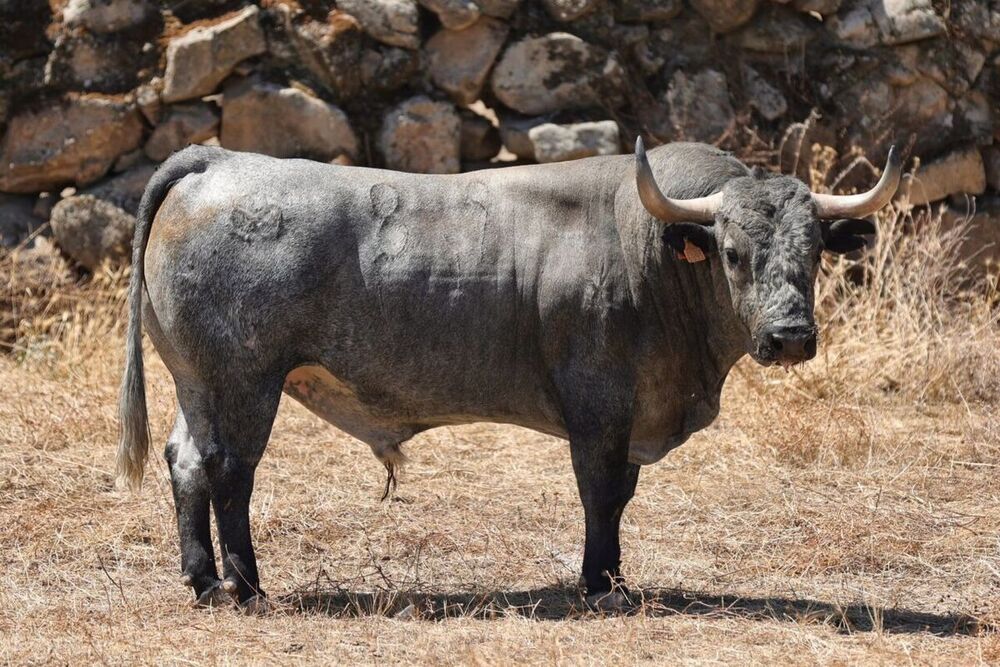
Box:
762, 326, 816, 362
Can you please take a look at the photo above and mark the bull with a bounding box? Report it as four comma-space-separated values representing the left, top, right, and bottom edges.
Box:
117, 139, 900, 610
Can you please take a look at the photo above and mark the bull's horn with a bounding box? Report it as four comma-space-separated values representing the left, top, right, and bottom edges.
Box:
635, 137, 721, 224
812, 145, 902, 218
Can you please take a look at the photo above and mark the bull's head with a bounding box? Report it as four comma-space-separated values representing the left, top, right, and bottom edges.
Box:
635, 138, 901, 367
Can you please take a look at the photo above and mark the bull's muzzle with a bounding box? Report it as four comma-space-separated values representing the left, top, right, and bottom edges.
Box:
756, 324, 818, 366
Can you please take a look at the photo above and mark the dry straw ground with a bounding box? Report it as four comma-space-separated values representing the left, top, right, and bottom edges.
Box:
2, 159, 1000, 664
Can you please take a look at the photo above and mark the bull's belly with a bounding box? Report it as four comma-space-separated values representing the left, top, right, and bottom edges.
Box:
285, 366, 721, 467
282, 366, 418, 456
283, 365, 563, 459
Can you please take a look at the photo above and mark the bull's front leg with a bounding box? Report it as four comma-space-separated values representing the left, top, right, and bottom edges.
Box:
556, 367, 640, 611
568, 430, 640, 610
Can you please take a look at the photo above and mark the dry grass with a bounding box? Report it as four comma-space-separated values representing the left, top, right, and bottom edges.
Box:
2, 172, 1000, 664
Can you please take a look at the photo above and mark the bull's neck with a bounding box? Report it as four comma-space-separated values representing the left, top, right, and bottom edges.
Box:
651, 251, 747, 385
617, 211, 748, 393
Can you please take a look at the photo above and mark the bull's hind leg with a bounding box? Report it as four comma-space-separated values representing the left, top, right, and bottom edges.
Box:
199, 379, 283, 611
164, 405, 224, 607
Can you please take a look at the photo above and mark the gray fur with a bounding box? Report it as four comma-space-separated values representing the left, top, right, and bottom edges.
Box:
116, 141, 837, 603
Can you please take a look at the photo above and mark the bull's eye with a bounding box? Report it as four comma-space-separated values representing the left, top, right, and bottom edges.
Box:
725, 248, 740, 267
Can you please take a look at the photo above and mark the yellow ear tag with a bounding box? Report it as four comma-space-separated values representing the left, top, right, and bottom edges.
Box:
681, 239, 706, 263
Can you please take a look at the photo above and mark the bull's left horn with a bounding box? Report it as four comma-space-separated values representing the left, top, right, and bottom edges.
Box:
812, 145, 902, 218
635, 137, 721, 224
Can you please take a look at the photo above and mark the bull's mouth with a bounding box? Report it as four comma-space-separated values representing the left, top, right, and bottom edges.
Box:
748, 351, 811, 369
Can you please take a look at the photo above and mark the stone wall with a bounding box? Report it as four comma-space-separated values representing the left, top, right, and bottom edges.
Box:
1, 0, 998, 268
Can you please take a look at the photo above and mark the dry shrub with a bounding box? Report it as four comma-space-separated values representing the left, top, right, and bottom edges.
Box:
803, 204, 1000, 406
728, 372, 874, 468
787, 145, 1000, 406
0, 235, 128, 366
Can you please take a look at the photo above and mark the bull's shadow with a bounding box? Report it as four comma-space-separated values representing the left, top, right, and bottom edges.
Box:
277, 585, 983, 636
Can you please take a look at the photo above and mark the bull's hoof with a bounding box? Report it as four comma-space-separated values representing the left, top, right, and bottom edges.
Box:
584, 590, 632, 613
193, 582, 230, 609
239, 595, 271, 615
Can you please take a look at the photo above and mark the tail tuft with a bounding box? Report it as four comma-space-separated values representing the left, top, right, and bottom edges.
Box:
115, 309, 150, 491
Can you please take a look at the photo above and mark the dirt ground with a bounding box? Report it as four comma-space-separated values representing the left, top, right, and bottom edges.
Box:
1, 338, 998, 664
2, 204, 1000, 664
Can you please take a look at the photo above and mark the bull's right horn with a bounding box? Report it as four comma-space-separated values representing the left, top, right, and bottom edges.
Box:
635, 136, 721, 224
811, 145, 902, 218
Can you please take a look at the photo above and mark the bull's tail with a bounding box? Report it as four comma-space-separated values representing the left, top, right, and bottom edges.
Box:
116, 146, 217, 491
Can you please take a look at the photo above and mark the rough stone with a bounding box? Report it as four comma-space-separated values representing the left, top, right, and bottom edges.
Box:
144, 103, 219, 162
418, 0, 480, 29
953, 1, 1000, 45
743, 65, 787, 121
834, 72, 952, 158
894, 78, 951, 127
63, 0, 154, 33
476, 0, 521, 18
0, 97, 143, 194
0, 194, 43, 248
666, 69, 734, 143
689, 0, 759, 33
460, 112, 501, 162
337, 0, 420, 49
956, 91, 993, 148
44, 30, 150, 93
135, 77, 163, 124
491, 33, 626, 115
221, 79, 358, 162
613, 0, 682, 22
113, 149, 145, 173
498, 115, 546, 159
527, 120, 620, 163
379, 96, 461, 173
277, 8, 364, 101
733, 6, 812, 53
50, 194, 135, 270
359, 46, 422, 94
828, 4, 878, 48
426, 17, 509, 105
914, 41, 988, 98
871, 0, 945, 45
162, 6, 267, 103
903, 147, 986, 207
80, 163, 156, 215
941, 199, 1000, 282
542, 0, 601, 22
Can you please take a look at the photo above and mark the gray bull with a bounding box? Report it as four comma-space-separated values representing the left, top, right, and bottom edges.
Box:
117, 140, 900, 610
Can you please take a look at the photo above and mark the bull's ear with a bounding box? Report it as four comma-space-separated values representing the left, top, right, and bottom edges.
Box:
663, 222, 717, 262
822, 218, 876, 255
